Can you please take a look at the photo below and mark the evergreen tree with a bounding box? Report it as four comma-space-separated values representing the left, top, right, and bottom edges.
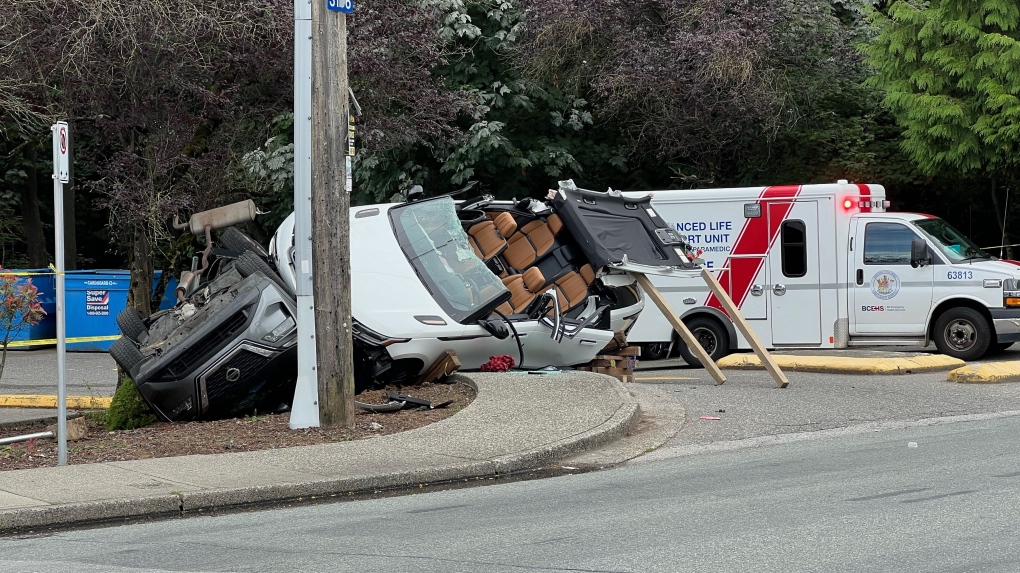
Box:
863, 1, 1020, 176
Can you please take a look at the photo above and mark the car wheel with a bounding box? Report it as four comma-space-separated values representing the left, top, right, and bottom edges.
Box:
641, 342, 670, 361
236, 250, 294, 298
220, 227, 268, 258
677, 317, 729, 368
109, 337, 145, 373
116, 307, 148, 344
933, 307, 991, 361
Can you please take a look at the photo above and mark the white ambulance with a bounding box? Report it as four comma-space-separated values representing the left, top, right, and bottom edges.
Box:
624, 181, 1020, 365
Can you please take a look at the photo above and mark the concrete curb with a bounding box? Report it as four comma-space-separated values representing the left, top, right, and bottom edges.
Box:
0, 375, 639, 534
0, 496, 182, 533
716, 353, 964, 375
948, 361, 1020, 384
0, 395, 111, 409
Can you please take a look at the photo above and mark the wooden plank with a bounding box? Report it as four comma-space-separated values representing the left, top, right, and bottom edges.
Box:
700, 268, 789, 388
634, 273, 727, 385
418, 350, 461, 384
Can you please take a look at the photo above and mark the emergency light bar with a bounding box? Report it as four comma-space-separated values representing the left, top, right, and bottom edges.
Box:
858, 199, 891, 210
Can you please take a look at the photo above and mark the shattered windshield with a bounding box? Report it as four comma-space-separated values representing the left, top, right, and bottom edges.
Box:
390, 197, 508, 323
913, 218, 990, 262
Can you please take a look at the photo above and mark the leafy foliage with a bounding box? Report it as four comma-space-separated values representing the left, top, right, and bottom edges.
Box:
104, 376, 157, 431
354, 0, 628, 203
863, 0, 1020, 176
516, 0, 808, 184
0, 268, 45, 381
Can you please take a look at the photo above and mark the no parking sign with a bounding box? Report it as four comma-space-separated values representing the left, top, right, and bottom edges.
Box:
52, 121, 70, 183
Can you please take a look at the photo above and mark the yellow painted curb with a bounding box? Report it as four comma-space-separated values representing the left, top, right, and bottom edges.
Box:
948, 361, 1020, 384
715, 353, 965, 375
0, 395, 112, 409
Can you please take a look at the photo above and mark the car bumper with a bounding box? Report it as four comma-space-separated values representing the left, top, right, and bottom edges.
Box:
991, 309, 1020, 343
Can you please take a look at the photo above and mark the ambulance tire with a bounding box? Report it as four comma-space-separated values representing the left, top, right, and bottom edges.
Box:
641, 342, 671, 361
932, 307, 991, 362
677, 317, 729, 368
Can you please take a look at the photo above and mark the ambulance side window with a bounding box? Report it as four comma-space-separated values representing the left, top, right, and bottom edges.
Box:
863, 222, 915, 265
781, 220, 807, 278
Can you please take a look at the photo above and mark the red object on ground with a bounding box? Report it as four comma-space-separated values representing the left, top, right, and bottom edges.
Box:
481, 355, 515, 372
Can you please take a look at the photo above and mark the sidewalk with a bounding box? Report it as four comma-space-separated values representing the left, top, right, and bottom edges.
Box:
0, 371, 639, 534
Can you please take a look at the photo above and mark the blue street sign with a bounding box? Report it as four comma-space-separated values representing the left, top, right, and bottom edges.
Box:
327, 0, 353, 13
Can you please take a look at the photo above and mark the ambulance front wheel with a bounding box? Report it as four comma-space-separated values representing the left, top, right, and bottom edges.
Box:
677, 317, 729, 368
932, 307, 991, 362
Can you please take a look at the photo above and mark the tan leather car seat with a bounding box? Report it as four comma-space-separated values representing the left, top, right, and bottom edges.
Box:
554, 264, 596, 311
467, 212, 518, 261
503, 214, 564, 270
495, 267, 547, 315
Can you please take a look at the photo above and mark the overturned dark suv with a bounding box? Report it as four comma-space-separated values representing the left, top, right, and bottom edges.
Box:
109, 203, 298, 422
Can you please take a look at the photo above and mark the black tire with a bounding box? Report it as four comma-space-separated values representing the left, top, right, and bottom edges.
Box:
932, 307, 992, 361
236, 250, 294, 298
677, 316, 730, 368
641, 342, 670, 361
116, 307, 148, 343
109, 337, 145, 373
220, 227, 268, 258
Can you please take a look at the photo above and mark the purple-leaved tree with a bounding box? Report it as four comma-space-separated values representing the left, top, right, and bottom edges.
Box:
0, 269, 45, 382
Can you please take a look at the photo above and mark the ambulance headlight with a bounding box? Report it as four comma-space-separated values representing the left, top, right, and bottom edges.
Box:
1003, 279, 1020, 306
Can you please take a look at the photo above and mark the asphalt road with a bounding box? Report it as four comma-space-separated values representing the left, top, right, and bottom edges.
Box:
633, 356, 1020, 455
2, 414, 1019, 572
0, 350, 117, 424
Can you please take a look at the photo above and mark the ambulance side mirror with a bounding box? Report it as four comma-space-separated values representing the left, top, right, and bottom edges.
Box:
910, 238, 931, 268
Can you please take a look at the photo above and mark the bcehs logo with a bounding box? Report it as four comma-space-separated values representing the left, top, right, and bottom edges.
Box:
861, 305, 885, 312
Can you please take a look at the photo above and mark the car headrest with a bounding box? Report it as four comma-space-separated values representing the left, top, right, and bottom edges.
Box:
547, 213, 564, 236
523, 267, 546, 293
495, 212, 517, 238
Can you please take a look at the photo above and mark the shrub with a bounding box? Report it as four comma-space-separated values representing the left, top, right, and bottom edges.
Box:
104, 374, 157, 430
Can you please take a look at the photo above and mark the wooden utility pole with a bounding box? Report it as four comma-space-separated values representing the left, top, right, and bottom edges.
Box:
310, 2, 355, 426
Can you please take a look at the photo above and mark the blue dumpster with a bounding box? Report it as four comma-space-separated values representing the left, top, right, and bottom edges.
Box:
152, 270, 179, 311
6, 268, 57, 349
65, 270, 131, 351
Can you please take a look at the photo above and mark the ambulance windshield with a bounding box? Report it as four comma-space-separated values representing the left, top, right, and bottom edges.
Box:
913, 218, 990, 262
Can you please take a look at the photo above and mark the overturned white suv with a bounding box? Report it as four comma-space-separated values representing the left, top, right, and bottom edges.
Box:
271, 181, 698, 388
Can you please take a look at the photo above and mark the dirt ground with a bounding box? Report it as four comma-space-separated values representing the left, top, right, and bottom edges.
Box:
0, 380, 475, 472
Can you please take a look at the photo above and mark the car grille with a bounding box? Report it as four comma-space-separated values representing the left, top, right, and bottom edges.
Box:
153, 310, 249, 382
205, 349, 272, 402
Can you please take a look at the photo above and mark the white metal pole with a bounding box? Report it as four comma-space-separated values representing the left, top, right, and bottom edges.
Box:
51, 122, 68, 465
290, 0, 320, 428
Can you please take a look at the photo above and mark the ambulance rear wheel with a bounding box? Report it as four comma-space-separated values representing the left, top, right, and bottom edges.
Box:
641, 342, 671, 361
933, 307, 991, 362
677, 317, 729, 368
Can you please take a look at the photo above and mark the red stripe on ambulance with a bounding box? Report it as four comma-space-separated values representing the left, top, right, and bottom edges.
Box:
705, 185, 802, 314
856, 183, 871, 213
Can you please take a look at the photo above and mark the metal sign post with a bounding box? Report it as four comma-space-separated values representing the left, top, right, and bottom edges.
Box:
51, 121, 69, 465
289, 0, 320, 428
